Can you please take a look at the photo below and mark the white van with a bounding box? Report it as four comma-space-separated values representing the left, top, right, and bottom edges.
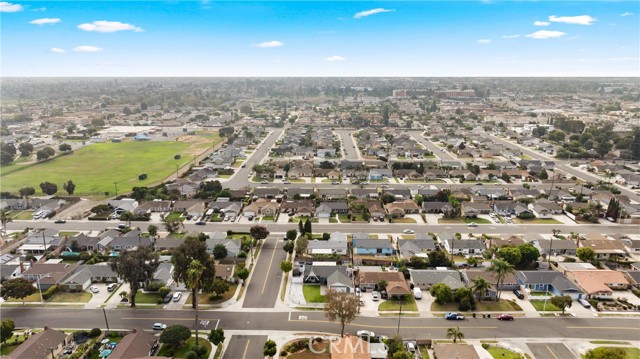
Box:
578, 298, 591, 308
413, 287, 422, 300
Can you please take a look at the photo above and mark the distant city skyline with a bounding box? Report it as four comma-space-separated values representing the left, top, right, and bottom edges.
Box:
1, 1, 638, 77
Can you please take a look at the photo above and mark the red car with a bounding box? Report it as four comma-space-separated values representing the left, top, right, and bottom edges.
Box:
497, 314, 514, 321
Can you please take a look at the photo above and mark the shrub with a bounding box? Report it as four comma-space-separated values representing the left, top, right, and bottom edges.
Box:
145, 282, 163, 292
42, 285, 59, 300
159, 286, 171, 298
481, 343, 490, 350
280, 350, 288, 357
88, 328, 102, 338
185, 351, 198, 359
194, 345, 207, 357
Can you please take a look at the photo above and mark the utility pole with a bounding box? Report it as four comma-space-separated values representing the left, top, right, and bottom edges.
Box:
113, 182, 118, 197
396, 300, 403, 336
102, 308, 110, 335
42, 230, 47, 257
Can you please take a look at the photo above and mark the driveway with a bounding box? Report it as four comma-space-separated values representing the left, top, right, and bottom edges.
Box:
104, 283, 128, 308
405, 214, 424, 224
83, 283, 113, 309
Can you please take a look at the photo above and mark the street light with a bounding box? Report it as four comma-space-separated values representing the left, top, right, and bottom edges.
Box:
36, 274, 53, 307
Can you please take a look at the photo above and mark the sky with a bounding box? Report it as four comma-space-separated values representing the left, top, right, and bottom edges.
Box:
1, 1, 639, 77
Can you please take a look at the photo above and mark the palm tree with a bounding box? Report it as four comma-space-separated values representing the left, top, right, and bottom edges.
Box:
120, 211, 133, 228
486, 258, 515, 301
0, 209, 12, 235
551, 229, 561, 238
446, 327, 464, 343
186, 259, 205, 346
471, 277, 492, 302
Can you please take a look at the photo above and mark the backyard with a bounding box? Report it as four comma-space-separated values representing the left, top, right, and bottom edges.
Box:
1, 133, 220, 196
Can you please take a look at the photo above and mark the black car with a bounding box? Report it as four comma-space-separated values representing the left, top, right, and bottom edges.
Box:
513, 289, 525, 299
54, 219, 66, 224
163, 293, 173, 303
195, 221, 206, 225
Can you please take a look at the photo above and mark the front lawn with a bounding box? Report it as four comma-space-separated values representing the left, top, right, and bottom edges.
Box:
391, 218, 417, 224
10, 211, 35, 220
134, 290, 163, 304
487, 346, 522, 359
431, 299, 521, 312
530, 300, 561, 311
164, 212, 184, 222
262, 215, 274, 221
438, 218, 491, 224
6, 292, 41, 302
48, 292, 92, 303
199, 283, 238, 304
157, 337, 212, 359
378, 296, 418, 311
303, 285, 326, 303
337, 214, 351, 223
513, 218, 563, 224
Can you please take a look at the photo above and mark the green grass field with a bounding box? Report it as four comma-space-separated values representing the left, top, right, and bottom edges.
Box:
582, 347, 640, 359
1, 135, 220, 196
530, 300, 561, 311
378, 296, 418, 311
487, 346, 522, 359
303, 285, 326, 303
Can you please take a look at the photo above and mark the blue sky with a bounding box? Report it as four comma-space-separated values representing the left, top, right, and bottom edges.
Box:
1, 1, 638, 76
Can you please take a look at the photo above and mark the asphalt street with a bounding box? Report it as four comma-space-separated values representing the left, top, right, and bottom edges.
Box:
242, 236, 287, 308
409, 130, 456, 161
8, 220, 639, 236
224, 335, 267, 359
335, 129, 360, 160
228, 127, 285, 188
527, 343, 578, 359
1, 308, 638, 341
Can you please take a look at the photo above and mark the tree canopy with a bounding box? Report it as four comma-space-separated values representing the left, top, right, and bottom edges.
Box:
110, 246, 159, 307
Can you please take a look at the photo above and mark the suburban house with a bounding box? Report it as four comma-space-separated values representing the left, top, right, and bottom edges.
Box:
514, 271, 583, 299
206, 237, 242, 258
151, 263, 174, 287
623, 271, 640, 289
350, 188, 379, 199
462, 270, 519, 300
366, 202, 386, 218
369, 168, 393, 180
353, 239, 395, 256
488, 235, 525, 249
422, 202, 453, 214
22, 263, 80, 290
317, 201, 350, 215
286, 188, 315, 199
107, 199, 139, 215
565, 270, 630, 299
579, 239, 627, 260
242, 199, 279, 218
307, 232, 348, 255
621, 238, 640, 255
397, 239, 436, 258
358, 271, 411, 297
172, 200, 206, 218
208, 200, 244, 217
253, 187, 282, 199
493, 201, 531, 217
384, 200, 421, 216
409, 269, 466, 291
108, 329, 161, 359
441, 238, 485, 256
317, 188, 347, 200
303, 264, 349, 285
7, 326, 71, 359
461, 202, 491, 217
61, 264, 118, 292
533, 239, 577, 256
281, 200, 315, 217
133, 200, 172, 215
68, 234, 102, 252
109, 236, 154, 252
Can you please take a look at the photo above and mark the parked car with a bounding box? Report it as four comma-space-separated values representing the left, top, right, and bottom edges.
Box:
260, 180, 268, 184
371, 291, 380, 301
467, 222, 478, 227
152, 323, 167, 330
172, 292, 182, 302
283, 180, 291, 184
106, 283, 119, 292
402, 229, 415, 234
413, 287, 422, 299
54, 219, 66, 224
163, 293, 173, 303
331, 181, 339, 185
406, 342, 416, 353
89, 286, 99, 293
578, 298, 591, 308
497, 314, 514, 320
356, 330, 375, 337
445, 312, 465, 320
195, 221, 206, 225
513, 289, 525, 299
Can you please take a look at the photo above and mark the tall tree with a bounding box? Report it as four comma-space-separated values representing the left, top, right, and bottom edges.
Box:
110, 246, 159, 307
324, 289, 359, 337
446, 327, 464, 343
576, 247, 596, 262
280, 260, 293, 274
147, 224, 158, 237
486, 258, 515, 301
286, 229, 298, 241
304, 219, 312, 234
172, 237, 215, 308
159, 324, 191, 349
0, 209, 12, 235
119, 211, 134, 227
0, 278, 37, 305
498, 247, 522, 267
0, 319, 15, 344
186, 259, 205, 346
59, 143, 72, 152
517, 243, 540, 269
63, 180, 76, 195
18, 143, 33, 157
39, 181, 58, 195
250, 225, 270, 240
550, 295, 572, 314
213, 244, 228, 259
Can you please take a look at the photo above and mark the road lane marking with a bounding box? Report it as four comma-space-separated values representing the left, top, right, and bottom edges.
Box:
546, 345, 559, 359
261, 238, 278, 294
288, 319, 496, 330
242, 339, 250, 359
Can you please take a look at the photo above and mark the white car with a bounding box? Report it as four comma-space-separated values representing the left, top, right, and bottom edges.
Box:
371, 291, 380, 301
356, 330, 375, 337
152, 323, 167, 330
402, 229, 415, 234
89, 286, 99, 293
467, 222, 478, 227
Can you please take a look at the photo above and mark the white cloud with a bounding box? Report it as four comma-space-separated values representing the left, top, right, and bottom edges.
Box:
50, 48, 65, 53
477, 39, 492, 44
620, 12, 634, 17
548, 15, 596, 25
502, 34, 520, 39
252, 40, 284, 48
29, 18, 60, 25
0, 2, 23, 12
609, 57, 638, 61
526, 30, 566, 39
353, 8, 394, 19
325, 55, 346, 62
533, 21, 550, 26
78, 20, 143, 33
73, 46, 102, 53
